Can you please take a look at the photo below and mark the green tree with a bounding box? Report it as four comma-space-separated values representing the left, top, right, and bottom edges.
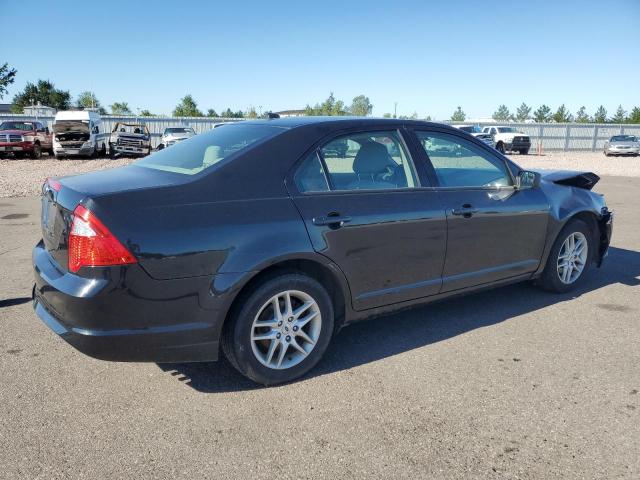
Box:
575, 106, 590, 123
492, 104, 512, 121
611, 105, 627, 123
349, 95, 373, 116
206, 109, 218, 117
552, 104, 573, 123
75, 91, 106, 114
516, 102, 531, 121
11, 79, 71, 113
245, 107, 258, 119
305, 92, 347, 116
110, 102, 132, 115
628, 107, 640, 124
173, 94, 203, 117
533, 104, 552, 122
424, 115, 432, 121
593, 105, 607, 123
382, 112, 392, 118
0, 63, 17, 99
398, 112, 419, 120
450, 106, 466, 122
139, 109, 154, 117
76, 90, 99, 108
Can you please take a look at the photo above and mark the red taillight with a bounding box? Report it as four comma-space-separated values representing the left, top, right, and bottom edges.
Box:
68, 205, 137, 273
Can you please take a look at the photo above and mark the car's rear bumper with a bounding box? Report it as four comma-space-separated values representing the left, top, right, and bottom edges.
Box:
32, 240, 226, 362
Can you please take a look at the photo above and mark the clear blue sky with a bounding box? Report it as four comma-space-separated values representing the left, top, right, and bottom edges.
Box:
1, 0, 639, 119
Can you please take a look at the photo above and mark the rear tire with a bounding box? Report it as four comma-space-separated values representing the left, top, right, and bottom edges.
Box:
520, 148, 529, 155
537, 219, 594, 293
222, 273, 334, 385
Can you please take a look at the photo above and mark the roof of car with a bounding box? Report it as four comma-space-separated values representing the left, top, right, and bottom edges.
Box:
240, 116, 451, 130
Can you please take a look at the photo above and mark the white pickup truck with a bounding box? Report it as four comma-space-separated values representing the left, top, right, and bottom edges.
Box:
482, 126, 531, 155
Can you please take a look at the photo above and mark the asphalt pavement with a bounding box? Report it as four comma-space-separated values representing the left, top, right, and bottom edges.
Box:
0, 176, 638, 479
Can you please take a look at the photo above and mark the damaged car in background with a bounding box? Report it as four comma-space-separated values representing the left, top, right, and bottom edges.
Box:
109, 123, 152, 158
157, 126, 196, 150
52, 110, 106, 159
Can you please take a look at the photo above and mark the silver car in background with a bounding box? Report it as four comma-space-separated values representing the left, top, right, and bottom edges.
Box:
451, 124, 496, 149
604, 135, 639, 156
157, 127, 196, 150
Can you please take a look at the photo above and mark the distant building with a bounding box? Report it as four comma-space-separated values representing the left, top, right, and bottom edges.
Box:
0, 104, 11, 114
275, 109, 306, 118
23, 103, 56, 117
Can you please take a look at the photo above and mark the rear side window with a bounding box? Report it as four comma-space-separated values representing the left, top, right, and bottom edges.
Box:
136, 124, 283, 175
296, 130, 418, 192
294, 152, 329, 192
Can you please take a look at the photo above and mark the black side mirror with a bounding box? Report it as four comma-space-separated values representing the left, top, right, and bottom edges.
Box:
516, 170, 540, 189
45, 127, 50, 134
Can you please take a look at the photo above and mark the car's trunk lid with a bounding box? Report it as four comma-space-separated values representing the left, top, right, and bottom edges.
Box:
41, 165, 189, 271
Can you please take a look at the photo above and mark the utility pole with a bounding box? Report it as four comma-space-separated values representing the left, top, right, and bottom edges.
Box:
394, 102, 398, 119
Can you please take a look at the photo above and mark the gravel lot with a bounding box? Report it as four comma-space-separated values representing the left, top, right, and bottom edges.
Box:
1, 151, 638, 198
0, 176, 638, 479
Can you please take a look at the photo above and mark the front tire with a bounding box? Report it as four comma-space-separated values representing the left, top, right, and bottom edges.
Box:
496, 142, 505, 154
30, 144, 42, 159
537, 219, 594, 293
222, 273, 334, 385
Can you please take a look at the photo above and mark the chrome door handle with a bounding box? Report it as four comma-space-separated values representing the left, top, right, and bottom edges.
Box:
451, 205, 478, 218
312, 215, 352, 227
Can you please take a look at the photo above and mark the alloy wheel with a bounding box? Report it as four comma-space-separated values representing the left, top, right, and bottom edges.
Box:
557, 231, 588, 284
250, 290, 322, 370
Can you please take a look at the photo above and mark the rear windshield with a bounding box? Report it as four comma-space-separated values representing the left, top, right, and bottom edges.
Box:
136, 123, 283, 175
497, 127, 517, 133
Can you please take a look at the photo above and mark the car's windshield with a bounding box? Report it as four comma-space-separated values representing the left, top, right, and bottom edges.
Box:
611, 135, 636, 142
0, 121, 34, 131
497, 127, 517, 133
114, 124, 147, 134
137, 124, 284, 175
164, 127, 193, 135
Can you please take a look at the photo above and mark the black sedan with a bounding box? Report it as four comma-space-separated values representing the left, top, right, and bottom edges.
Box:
33, 118, 613, 384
